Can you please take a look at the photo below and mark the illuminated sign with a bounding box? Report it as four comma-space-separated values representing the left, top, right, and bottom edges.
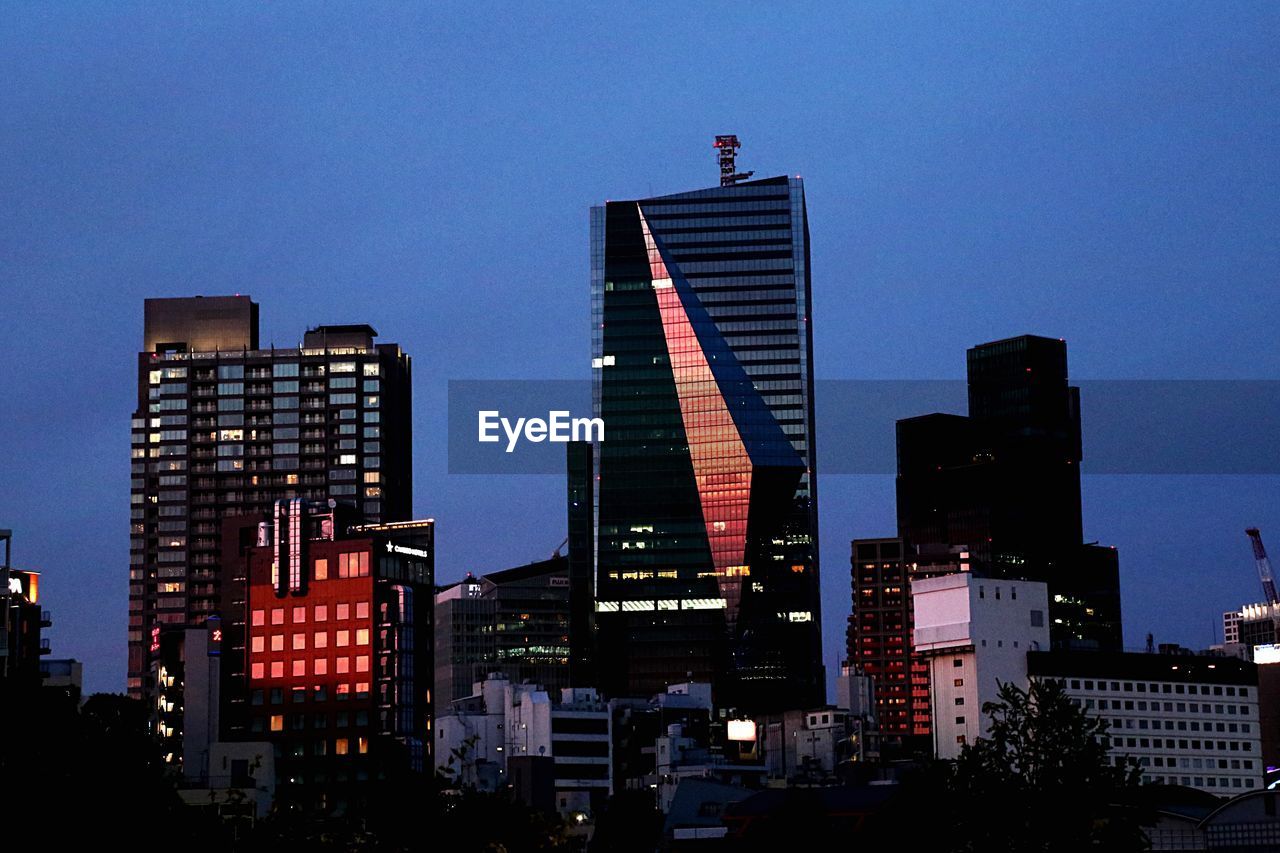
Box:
1254, 644, 1280, 665
727, 719, 757, 742
207, 616, 222, 657
385, 541, 430, 559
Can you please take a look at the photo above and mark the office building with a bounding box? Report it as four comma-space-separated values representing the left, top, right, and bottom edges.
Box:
847, 537, 967, 749
1028, 651, 1263, 794
912, 573, 1051, 759
234, 499, 433, 810
896, 335, 1122, 652
1224, 601, 1280, 655
2, 538, 50, 687
591, 174, 823, 710
566, 441, 596, 688
434, 555, 571, 711
128, 295, 411, 767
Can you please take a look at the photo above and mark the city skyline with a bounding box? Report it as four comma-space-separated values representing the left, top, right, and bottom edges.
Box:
2, 3, 1279, 696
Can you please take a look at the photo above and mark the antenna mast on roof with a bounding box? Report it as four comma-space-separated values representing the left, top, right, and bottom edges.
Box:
714, 135, 754, 187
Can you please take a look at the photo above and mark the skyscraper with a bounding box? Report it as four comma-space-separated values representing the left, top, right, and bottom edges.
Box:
895, 334, 1121, 651
590, 174, 823, 711
433, 555, 571, 711
129, 296, 412, 766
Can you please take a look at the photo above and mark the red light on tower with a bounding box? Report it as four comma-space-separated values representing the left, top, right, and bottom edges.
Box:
714, 135, 753, 187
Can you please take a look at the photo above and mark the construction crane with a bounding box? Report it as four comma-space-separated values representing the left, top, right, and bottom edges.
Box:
714, 135, 754, 186
1245, 527, 1280, 605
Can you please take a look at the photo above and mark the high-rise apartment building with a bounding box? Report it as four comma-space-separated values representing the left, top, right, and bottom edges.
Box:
129, 296, 411, 766
590, 175, 823, 710
895, 335, 1122, 651
847, 538, 967, 749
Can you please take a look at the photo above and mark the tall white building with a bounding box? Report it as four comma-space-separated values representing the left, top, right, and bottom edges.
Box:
912, 573, 1051, 759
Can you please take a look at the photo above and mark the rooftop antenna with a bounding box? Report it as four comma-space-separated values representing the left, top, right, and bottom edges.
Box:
714, 135, 754, 186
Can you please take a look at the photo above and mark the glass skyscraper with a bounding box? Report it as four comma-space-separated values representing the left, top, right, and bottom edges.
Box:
590, 175, 823, 711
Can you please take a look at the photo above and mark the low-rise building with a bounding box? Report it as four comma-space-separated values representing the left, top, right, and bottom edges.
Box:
436, 672, 613, 818
1028, 650, 1264, 795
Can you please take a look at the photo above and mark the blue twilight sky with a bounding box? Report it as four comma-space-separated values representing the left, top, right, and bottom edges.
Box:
2, 2, 1278, 696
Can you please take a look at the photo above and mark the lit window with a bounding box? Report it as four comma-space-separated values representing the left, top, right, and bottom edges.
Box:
315, 631, 328, 649
337, 630, 350, 648
331, 362, 356, 374
271, 635, 284, 652
293, 606, 306, 623
337, 603, 350, 620
251, 663, 265, 679
356, 601, 369, 619
270, 662, 284, 678
314, 559, 328, 581
293, 633, 306, 650
362, 363, 379, 377
271, 608, 284, 625
356, 629, 369, 646
292, 660, 305, 677
314, 604, 327, 622
251, 636, 264, 654
337, 657, 350, 674
335, 738, 349, 755
356, 656, 369, 673
270, 715, 284, 732
314, 659, 327, 676
251, 609, 265, 627
358, 736, 369, 754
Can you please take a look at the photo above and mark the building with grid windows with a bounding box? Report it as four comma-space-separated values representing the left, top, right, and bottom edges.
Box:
1028, 650, 1263, 795
590, 176, 823, 711
434, 556, 571, 712
847, 538, 967, 751
128, 295, 411, 768
233, 500, 433, 811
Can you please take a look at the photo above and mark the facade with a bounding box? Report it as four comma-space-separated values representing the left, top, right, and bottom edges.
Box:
847, 537, 967, 749
435, 673, 613, 817
227, 499, 434, 810
758, 705, 871, 785
590, 175, 823, 710
129, 295, 411, 768
39, 658, 83, 704
912, 573, 1051, 759
1028, 650, 1264, 795
896, 335, 1122, 652
2, 561, 50, 686
1230, 601, 1280, 654
434, 556, 571, 711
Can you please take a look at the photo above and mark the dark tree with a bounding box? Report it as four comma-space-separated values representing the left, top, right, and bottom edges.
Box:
865, 678, 1148, 852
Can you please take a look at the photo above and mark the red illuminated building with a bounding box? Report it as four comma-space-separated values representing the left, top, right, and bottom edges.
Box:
223, 499, 433, 810
847, 538, 967, 753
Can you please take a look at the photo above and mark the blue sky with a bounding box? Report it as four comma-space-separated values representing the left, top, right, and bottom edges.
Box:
1, 2, 1278, 694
